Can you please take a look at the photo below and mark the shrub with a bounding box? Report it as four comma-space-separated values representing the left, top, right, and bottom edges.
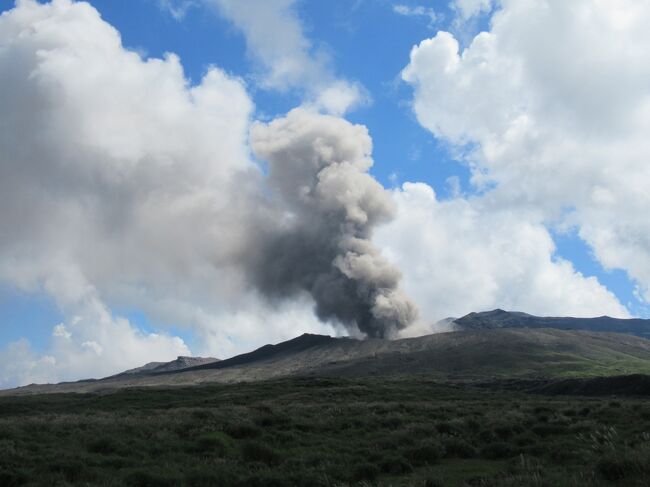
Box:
481, 442, 515, 460
519, 444, 548, 457
87, 437, 120, 455
405, 441, 444, 466
578, 407, 591, 417
464, 418, 481, 433
287, 472, 329, 487
254, 413, 290, 428
125, 470, 178, 487
377, 431, 415, 450
478, 429, 497, 443
595, 451, 650, 482
494, 424, 519, 440
380, 414, 404, 428
379, 455, 413, 475
185, 470, 221, 487
423, 477, 445, 487
408, 424, 437, 437
0, 439, 16, 457
190, 409, 212, 421
442, 437, 477, 458
351, 462, 380, 482
533, 406, 553, 415
436, 421, 462, 435
531, 423, 567, 437
513, 432, 536, 447
0, 470, 27, 487
48, 458, 91, 483
549, 447, 580, 465
241, 441, 280, 465
190, 432, 233, 456
237, 473, 292, 487
569, 421, 594, 434
597, 456, 635, 481
225, 422, 260, 439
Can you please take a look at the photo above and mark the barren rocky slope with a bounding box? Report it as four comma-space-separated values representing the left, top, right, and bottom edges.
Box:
5, 327, 650, 395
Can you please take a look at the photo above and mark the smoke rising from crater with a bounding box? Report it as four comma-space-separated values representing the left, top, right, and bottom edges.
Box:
0, 1, 417, 392
248, 109, 418, 338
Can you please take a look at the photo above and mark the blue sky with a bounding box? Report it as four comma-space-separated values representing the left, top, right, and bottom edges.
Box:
1, 0, 649, 385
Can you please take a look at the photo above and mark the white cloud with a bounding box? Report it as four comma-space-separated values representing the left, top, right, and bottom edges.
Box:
402, 0, 650, 306
52, 324, 71, 339
0, 0, 339, 387
0, 263, 191, 386
192, 296, 338, 359
377, 183, 629, 329
207, 0, 367, 114
393, 4, 439, 28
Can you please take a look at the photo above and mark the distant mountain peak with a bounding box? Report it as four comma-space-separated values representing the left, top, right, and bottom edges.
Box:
487, 308, 509, 315
116, 355, 220, 377
182, 332, 344, 374
467, 309, 531, 317
453, 310, 650, 339
290, 333, 338, 344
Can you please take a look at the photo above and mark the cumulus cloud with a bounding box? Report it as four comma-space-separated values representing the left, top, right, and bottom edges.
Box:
377, 183, 629, 330
0, 0, 307, 386
0, 256, 193, 385
0, 0, 259, 386
207, 0, 367, 114
402, 0, 650, 306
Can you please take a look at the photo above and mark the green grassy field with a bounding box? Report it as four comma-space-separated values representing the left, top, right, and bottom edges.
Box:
1, 377, 650, 486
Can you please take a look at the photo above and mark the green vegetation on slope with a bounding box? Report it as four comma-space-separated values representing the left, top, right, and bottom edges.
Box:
1, 377, 650, 486
313, 329, 650, 381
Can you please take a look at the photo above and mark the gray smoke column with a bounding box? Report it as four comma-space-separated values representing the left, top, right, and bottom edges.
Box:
249, 109, 418, 338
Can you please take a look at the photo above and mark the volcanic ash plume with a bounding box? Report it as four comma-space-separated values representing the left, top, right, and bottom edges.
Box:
249, 109, 418, 338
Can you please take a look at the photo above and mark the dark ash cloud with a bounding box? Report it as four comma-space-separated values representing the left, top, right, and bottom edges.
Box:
249, 109, 418, 338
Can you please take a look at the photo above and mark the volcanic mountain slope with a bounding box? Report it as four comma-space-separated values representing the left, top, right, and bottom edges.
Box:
451, 309, 650, 338
5, 327, 650, 395
453, 309, 650, 337
115, 356, 220, 377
